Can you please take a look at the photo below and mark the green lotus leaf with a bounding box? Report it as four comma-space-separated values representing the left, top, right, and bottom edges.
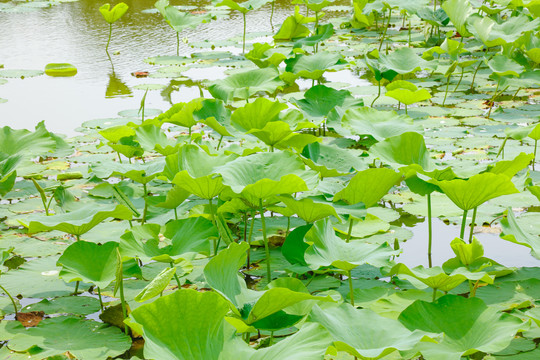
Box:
231, 98, 287, 132
99, 125, 136, 143
416, 8, 449, 27
388, 263, 494, 292
204, 242, 252, 308
216, 0, 271, 13
469, 15, 540, 48
135, 267, 176, 302
330, 107, 422, 140
284, 51, 345, 80
300, 142, 367, 177
487, 55, 524, 77
44, 63, 77, 77
108, 136, 144, 158
0, 121, 61, 158
99, 2, 129, 24
385, 82, 431, 105
377, 47, 436, 75
155, 0, 212, 32
399, 295, 526, 360
25, 204, 133, 236
0, 169, 17, 197
449, 237, 484, 267
291, 84, 363, 120
500, 208, 540, 260
282, 224, 311, 266
431, 173, 519, 211
173, 171, 227, 199
247, 121, 295, 147
57, 241, 118, 289
91, 159, 165, 184
333, 168, 402, 208
8, 316, 131, 359
215, 151, 317, 201
163, 144, 237, 181
135, 124, 179, 153
441, 0, 473, 37
304, 218, 397, 271
309, 303, 424, 359
529, 185, 540, 202
208, 67, 285, 102
293, 23, 334, 48
245, 43, 288, 68
22, 296, 101, 316
162, 217, 218, 256
154, 100, 198, 128
273, 6, 313, 40
274, 195, 340, 223
370, 132, 433, 170
129, 289, 230, 360
487, 152, 534, 178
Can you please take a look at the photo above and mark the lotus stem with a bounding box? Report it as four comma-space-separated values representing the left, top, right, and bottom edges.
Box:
118, 271, 128, 334
404, 104, 408, 115
74, 281, 80, 295
470, 61, 483, 91
247, 210, 255, 269
106, 23, 112, 52
174, 207, 178, 220
208, 198, 217, 255
242, 13, 247, 54
408, 18, 411, 47
176, 32, 180, 56
270, 1, 275, 29
442, 74, 451, 106
216, 135, 224, 151
141, 184, 148, 224
433, 0, 436, 11
97, 287, 104, 311
371, 80, 382, 107
347, 270, 355, 306
468, 207, 477, 243
427, 193, 433, 268
534, 140, 537, 171
346, 218, 354, 243
487, 77, 501, 119
245, 331, 251, 343
454, 67, 465, 92
0, 284, 18, 316
170, 262, 182, 288
460, 209, 468, 239
511, 87, 521, 101
470, 280, 480, 297
259, 199, 272, 282
378, 9, 391, 51
315, 11, 319, 30
432, 288, 437, 302
286, 216, 291, 236
117, 152, 122, 163
243, 212, 248, 244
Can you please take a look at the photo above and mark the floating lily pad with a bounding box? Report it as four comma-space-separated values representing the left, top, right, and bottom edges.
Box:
44, 63, 77, 77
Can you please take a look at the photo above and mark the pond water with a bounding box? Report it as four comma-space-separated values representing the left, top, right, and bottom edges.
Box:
0, 0, 538, 271
0, 0, 295, 135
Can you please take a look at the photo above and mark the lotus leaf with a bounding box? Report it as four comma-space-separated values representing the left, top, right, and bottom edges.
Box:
99, 2, 128, 24
500, 208, 540, 260
44, 63, 77, 77
284, 51, 345, 80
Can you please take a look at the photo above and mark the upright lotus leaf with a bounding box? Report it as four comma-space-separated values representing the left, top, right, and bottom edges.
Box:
370, 132, 433, 170
469, 15, 540, 48
57, 241, 118, 289
215, 151, 317, 202
7, 316, 131, 360
155, 101, 197, 129
304, 219, 397, 271
231, 98, 287, 132
99, 3, 128, 24
208, 67, 285, 102
331, 107, 422, 140
273, 6, 314, 41
417, 7, 449, 27
204, 242, 253, 308
291, 84, 364, 121
441, 0, 473, 37
216, 0, 270, 13
245, 43, 287, 68
385, 80, 431, 107
431, 173, 519, 211
529, 185, 540, 202
134, 267, 177, 302
449, 237, 484, 267
500, 208, 540, 259
164, 217, 219, 256
388, 263, 494, 293
90, 160, 165, 185
24, 204, 132, 237
107, 136, 144, 159
272, 195, 340, 223
129, 289, 230, 360
155, 0, 212, 32
284, 52, 345, 80
377, 47, 436, 75
0, 154, 19, 197
300, 142, 368, 177
0, 122, 59, 158
399, 295, 526, 360
293, 23, 334, 49
333, 168, 402, 208
309, 303, 424, 359
99, 125, 136, 144
487, 55, 524, 78
488, 152, 534, 178
135, 124, 179, 154
247, 121, 299, 149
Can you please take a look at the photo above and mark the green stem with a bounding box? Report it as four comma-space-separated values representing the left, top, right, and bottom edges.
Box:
442, 74, 451, 106
216, 135, 224, 151
242, 13, 247, 54
286, 216, 291, 237
106, 23, 112, 52
97, 287, 104, 311
315, 11, 319, 30
117, 152, 123, 164
74, 281, 80, 295
176, 32, 180, 56
468, 207, 477, 244
371, 80, 381, 107
174, 207, 178, 220
534, 140, 537, 171
432, 288, 437, 302
470, 61, 482, 91
118, 274, 128, 334
170, 262, 182, 288
259, 199, 272, 282
141, 183, 148, 224
511, 87, 521, 101
453, 67, 464, 92
346, 218, 354, 243
460, 209, 468, 239
270, 1, 275, 28
427, 193, 433, 268
209, 198, 218, 256
347, 270, 355, 306
408, 18, 411, 46
0, 284, 18, 315
246, 210, 255, 269
378, 9, 391, 51
487, 77, 501, 119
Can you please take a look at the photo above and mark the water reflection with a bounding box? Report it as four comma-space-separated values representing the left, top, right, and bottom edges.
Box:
105, 71, 133, 98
